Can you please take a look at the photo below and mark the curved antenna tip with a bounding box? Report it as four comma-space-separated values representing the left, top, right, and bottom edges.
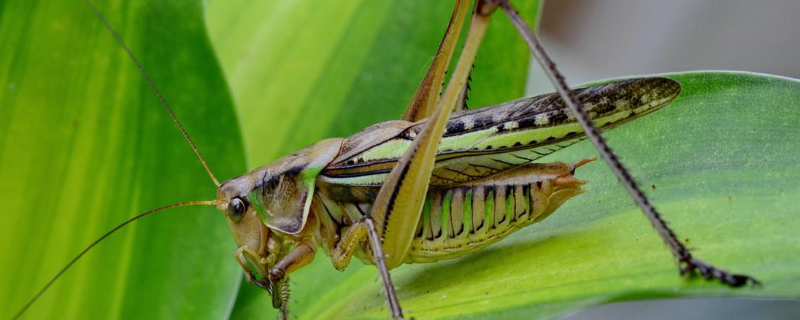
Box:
11, 200, 217, 320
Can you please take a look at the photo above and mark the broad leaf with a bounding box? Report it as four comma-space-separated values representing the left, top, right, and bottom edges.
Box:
0, 0, 245, 319
206, 0, 799, 318
4, 0, 797, 319
306, 72, 800, 319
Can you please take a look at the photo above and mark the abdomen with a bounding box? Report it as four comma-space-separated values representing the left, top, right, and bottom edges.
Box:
315, 161, 588, 264
406, 161, 586, 263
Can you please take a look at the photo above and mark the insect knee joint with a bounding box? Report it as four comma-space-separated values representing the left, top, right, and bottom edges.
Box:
477, 0, 500, 16
269, 268, 286, 283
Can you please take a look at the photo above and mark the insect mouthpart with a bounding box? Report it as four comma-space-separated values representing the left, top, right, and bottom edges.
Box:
268, 277, 290, 310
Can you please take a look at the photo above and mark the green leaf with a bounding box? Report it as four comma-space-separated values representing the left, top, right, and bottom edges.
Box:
0, 0, 245, 319
207, 0, 799, 318
4, 0, 797, 319
302, 72, 800, 319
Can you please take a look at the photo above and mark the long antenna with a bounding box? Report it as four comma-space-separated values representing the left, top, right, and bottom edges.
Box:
11, 200, 218, 320
82, 0, 221, 186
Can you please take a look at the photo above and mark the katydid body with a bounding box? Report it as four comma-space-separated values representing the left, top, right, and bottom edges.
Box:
217, 77, 680, 309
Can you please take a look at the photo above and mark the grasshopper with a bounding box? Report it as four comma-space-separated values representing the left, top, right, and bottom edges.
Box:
10, 0, 759, 319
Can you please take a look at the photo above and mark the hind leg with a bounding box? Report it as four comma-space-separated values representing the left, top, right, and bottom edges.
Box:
493, 0, 758, 287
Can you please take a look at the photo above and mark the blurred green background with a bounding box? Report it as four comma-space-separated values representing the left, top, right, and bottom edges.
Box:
1, 0, 798, 319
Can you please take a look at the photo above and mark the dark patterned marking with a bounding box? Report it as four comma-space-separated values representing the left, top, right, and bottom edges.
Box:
530, 149, 547, 156
511, 154, 534, 162
521, 185, 532, 219
495, 185, 508, 225
518, 117, 536, 128
446, 121, 466, 135
254, 170, 270, 189
473, 116, 494, 128
528, 140, 538, 145
355, 203, 369, 217
490, 158, 516, 166
497, 124, 506, 132
381, 162, 413, 237
472, 188, 485, 232
511, 185, 520, 222
262, 173, 281, 191
428, 191, 444, 241
471, 164, 495, 170
514, 142, 522, 147
471, 164, 499, 175
449, 187, 466, 238
322, 201, 342, 224
595, 103, 617, 115
549, 112, 569, 124
432, 173, 459, 184
444, 168, 480, 179
399, 129, 417, 140
524, 185, 533, 218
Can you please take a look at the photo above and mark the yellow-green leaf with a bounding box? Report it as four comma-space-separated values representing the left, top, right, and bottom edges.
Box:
306, 72, 800, 319
0, 0, 245, 319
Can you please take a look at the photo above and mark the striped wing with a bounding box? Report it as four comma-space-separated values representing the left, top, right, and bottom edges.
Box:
321, 77, 680, 187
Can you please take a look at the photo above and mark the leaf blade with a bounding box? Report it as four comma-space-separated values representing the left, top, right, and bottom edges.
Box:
314, 71, 800, 319
0, 0, 246, 319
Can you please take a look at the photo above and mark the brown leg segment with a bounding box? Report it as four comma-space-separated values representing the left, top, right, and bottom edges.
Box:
268, 237, 317, 283
329, 217, 402, 316
253, 237, 316, 319
492, 0, 758, 287
364, 217, 404, 319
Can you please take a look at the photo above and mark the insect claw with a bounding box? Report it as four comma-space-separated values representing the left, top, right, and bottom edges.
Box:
678, 256, 760, 288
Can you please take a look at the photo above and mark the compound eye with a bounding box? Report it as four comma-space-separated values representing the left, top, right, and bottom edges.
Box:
229, 197, 247, 222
